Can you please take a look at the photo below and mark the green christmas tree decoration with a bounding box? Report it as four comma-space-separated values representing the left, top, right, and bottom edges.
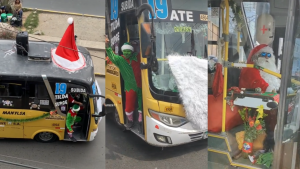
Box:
0, 113, 51, 123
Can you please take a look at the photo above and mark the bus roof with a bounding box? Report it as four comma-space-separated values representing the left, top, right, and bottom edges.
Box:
0, 40, 95, 85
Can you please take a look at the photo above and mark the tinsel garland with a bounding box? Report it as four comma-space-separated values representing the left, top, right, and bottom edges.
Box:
0, 113, 50, 123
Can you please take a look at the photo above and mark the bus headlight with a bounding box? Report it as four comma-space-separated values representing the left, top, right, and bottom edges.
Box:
149, 109, 187, 127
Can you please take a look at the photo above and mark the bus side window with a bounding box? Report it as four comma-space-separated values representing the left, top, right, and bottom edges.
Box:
0, 84, 9, 96
26, 84, 36, 98
8, 84, 23, 97
36, 85, 49, 99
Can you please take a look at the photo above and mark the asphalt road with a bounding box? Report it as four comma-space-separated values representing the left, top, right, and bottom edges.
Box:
105, 95, 208, 168
23, 0, 105, 16
0, 77, 106, 169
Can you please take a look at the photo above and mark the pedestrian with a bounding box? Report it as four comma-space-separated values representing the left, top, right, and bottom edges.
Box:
13, 0, 23, 18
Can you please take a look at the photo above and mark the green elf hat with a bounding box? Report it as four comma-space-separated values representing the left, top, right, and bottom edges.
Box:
121, 42, 133, 52
72, 104, 80, 112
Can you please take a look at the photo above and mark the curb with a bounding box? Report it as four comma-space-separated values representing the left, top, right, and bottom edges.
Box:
95, 73, 105, 77
23, 7, 105, 19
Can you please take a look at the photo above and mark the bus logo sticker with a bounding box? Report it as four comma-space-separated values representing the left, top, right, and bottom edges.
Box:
29, 102, 40, 110
70, 88, 86, 93
200, 14, 208, 21
121, 0, 134, 12
55, 100, 68, 107
164, 106, 172, 112
55, 94, 68, 100
55, 83, 67, 95
40, 100, 49, 106
112, 83, 117, 90
111, 0, 118, 20
2, 100, 13, 107
92, 83, 96, 94
52, 123, 59, 127
2, 111, 25, 115
60, 105, 66, 111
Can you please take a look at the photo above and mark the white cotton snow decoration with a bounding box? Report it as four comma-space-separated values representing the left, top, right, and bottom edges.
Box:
167, 55, 208, 131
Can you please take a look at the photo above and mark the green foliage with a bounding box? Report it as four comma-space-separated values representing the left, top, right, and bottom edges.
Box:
256, 152, 273, 168
238, 106, 266, 142
24, 11, 39, 33
0, 113, 50, 122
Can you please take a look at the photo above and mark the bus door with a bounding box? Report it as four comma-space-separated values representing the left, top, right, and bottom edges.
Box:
0, 82, 24, 138
274, 0, 300, 168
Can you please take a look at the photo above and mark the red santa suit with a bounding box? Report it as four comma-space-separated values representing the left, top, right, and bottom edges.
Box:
239, 44, 281, 93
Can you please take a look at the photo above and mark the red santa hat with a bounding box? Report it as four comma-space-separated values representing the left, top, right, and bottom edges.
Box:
247, 44, 274, 64
51, 17, 86, 72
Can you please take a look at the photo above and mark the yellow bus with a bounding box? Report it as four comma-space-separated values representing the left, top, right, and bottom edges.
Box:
105, 0, 208, 147
0, 39, 105, 143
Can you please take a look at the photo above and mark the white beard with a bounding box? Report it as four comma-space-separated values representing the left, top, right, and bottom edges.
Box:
256, 56, 281, 92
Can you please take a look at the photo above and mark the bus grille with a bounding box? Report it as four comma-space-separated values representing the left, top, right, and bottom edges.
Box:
189, 132, 205, 141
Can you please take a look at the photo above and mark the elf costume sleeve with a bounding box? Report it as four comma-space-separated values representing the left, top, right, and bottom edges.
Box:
66, 112, 75, 132
239, 68, 269, 92
106, 47, 122, 67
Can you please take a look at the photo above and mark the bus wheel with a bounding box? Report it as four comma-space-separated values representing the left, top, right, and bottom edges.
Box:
34, 132, 58, 143
114, 108, 126, 131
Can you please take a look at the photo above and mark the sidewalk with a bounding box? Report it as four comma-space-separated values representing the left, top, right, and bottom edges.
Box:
24, 12, 107, 76
29, 35, 105, 51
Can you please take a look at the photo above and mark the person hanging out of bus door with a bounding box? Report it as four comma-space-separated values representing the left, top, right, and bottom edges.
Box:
105, 36, 142, 129
68, 93, 83, 108
66, 104, 82, 142
68, 93, 85, 127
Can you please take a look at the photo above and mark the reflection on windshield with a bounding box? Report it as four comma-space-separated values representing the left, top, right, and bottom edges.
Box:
151, 22, 207, 92
243, 2, 270, 46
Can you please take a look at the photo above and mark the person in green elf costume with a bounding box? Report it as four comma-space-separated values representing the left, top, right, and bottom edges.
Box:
105, 36, 142, 128
66, 104, 82, 142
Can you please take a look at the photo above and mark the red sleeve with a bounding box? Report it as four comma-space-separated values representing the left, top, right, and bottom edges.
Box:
239, 68, 269, 92
68, 95, 75, 103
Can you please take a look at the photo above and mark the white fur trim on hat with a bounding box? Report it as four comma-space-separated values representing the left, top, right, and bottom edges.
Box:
51, 48, 86, 72
68, 17, 73, 25
121, 44, 133, 51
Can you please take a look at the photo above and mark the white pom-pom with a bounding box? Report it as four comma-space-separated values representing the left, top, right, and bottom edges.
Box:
68, 17, 73, 25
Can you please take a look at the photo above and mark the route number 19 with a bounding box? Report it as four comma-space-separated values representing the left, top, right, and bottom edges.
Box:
55, 83, 67, 95
148, 0, 168, 19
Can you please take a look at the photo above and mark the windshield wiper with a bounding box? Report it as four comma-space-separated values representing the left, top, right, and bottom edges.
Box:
187, 30, 197, 56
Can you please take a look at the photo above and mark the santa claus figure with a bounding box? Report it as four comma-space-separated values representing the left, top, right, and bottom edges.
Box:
239, 44, 281, 93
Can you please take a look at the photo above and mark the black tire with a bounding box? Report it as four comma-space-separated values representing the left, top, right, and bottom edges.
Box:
34, 132, 58, 143
113, 108, 126, 131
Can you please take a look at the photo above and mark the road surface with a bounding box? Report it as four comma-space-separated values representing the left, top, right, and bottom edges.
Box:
105, 97, 208, 168
0, 77, 106, 169
23, 0, 105, 16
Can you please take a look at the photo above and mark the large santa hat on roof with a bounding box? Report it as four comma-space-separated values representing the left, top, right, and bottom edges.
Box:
51, 17, 86, 72
239, 44, 280, 93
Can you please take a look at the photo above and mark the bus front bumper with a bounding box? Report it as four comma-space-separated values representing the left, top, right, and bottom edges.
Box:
145, 116, 207, 147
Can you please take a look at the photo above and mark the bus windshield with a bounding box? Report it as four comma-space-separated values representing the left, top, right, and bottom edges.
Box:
152, 22, 207, 92
150, 0, 207, 93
